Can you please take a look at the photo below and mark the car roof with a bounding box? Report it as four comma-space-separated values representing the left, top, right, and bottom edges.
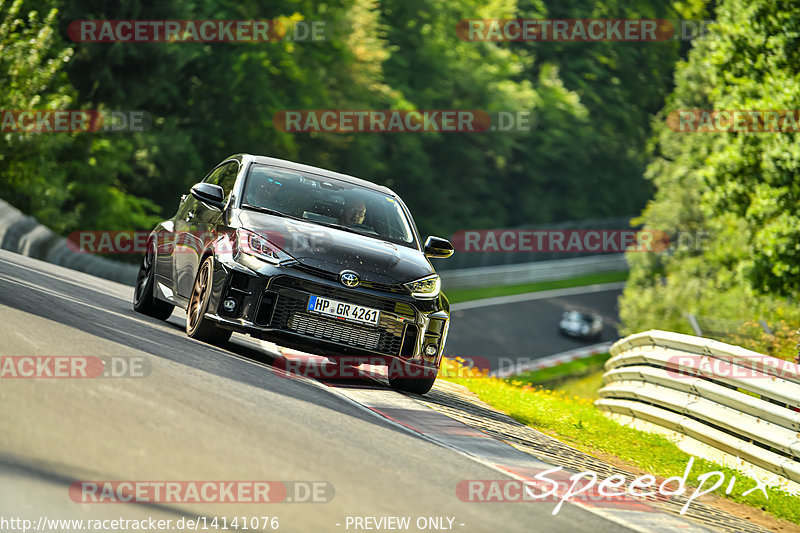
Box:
229, 153, 397, 197
564, 310, 599, 320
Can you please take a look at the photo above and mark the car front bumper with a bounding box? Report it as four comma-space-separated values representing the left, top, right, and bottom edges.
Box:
205, 253, 449, 367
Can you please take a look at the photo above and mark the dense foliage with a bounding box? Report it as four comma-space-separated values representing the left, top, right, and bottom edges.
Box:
2, 0, 683, 239
619, 0, 800, 358
13, 0, 797, 355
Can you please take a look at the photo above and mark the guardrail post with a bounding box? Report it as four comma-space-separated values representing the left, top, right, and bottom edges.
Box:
683, 312, 703, 336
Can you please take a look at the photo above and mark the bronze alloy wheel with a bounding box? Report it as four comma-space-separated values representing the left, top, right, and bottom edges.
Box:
187, 257, 212, 334
186, 256, 232, 345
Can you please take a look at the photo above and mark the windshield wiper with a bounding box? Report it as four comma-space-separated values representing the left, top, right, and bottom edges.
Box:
241, 204, 304, 221
313, 220, 370, 235
319, 220, 414, 247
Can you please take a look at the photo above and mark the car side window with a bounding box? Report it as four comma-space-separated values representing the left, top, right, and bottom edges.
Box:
203, 164, 227, 186
217, 162, 240, 202
201, 161, 239, 207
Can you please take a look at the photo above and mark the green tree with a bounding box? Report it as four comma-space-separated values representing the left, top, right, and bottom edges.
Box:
1, 0, 163, 233
512, 0, 683, 223
0, 0, 74, 229
4, 0, 688, 245
620, 0, 800, 352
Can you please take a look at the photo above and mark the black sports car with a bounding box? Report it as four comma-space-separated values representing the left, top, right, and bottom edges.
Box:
133, 154, 454, 394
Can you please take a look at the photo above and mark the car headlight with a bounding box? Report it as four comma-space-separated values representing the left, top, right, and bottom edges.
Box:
404, 274, 441, 299
237, 229, 293, 264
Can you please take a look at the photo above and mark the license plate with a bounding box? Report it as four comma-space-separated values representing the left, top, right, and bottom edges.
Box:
307, 295, 380, 326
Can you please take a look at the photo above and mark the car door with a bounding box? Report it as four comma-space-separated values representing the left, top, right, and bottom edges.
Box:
174, 162, 236, 297
202, 161, 241, 263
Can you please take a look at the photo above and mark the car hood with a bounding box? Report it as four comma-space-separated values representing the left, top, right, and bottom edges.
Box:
236, 210, 433, 285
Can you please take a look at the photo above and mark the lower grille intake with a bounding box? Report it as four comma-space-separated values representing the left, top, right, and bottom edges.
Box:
287, 313, 380, 350
267, 277, 409, 355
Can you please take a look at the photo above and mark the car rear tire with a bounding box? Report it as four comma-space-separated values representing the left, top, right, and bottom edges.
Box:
186, 256, 232, 345
133, 240, 175, 321
387, 360, 438, 395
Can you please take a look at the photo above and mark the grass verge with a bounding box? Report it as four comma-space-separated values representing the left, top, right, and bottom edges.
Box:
439, 357, 800, 526
512, 352, 611, 391
444, 270, 628, 304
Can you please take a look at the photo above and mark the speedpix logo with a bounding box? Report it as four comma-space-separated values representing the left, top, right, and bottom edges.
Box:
457, 458, 770, 515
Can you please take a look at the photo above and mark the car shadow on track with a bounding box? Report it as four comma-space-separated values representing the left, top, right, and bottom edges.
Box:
160, 316, 391, 391
0, 266, 412, 439
0, 451, 210, 520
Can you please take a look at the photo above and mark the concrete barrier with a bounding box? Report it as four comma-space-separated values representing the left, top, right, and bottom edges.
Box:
597, 330, 800, 485
0, 198, 139, 285
440, 254, 628, 289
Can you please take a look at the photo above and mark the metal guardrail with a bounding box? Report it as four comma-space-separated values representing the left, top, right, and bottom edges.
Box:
596, 330, 800, 484
0, 198, 138, 285
0, 196, 627, 290
491, 341, 612, 378
439, 254, 628, 289
436, 216, 634, 271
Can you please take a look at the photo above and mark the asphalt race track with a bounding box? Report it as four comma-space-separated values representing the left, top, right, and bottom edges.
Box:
445, 284, 623, 372
0, 249, 644, 532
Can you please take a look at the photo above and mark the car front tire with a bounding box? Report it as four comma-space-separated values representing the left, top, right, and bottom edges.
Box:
388, 360, 438, 395
186, 255, 232, 345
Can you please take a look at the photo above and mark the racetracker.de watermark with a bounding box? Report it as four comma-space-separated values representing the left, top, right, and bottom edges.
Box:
666, 355, 800, 380
450, 229, 712, 253
1, 110, 151, 133
271, 355, 491, 381
0, 356, 151, 378
667, 110, 800, 133
68, 229, 712, 255
457, 19, 715, 42
1, 516, 280, 532
69, 480, 333, 503
273, 110, 534, 133
68, 229, 326, 255
68, 19, 326, 42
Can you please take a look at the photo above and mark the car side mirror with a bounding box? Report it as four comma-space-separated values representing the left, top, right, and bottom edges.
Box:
190, 182, 225, 210
424, 236, 454, 258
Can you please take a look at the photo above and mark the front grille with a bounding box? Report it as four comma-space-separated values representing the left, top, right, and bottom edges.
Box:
289, 264, 408, 295
270, 276, 415, 316
229, 271, 251, 292
254, 291, 278, 326
288, 314, 381, 350
400, 324, 418, 358
268, 276, 409, 355
289, 263, 338, 282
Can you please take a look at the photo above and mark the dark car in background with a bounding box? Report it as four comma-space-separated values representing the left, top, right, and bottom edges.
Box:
133, 154, 454, 394
558, 310, 603, 341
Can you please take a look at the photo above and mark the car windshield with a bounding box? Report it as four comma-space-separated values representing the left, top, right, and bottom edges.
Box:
564, 311, 594, 322
241, 164, 416, 246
